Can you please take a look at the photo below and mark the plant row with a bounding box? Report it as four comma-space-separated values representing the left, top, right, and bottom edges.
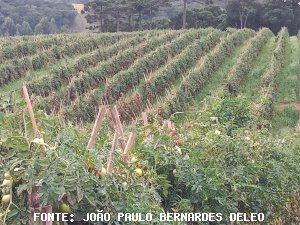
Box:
67, 29, 202, 100
139, 30, 224, 104
42, 30, 183, 117
0, 32, 140, 64
66, 31, 183, 99
151, 29, 256, 118
253, 27, 289, 125
27, 32, 153, 96
0, 32, 144, 87
224, 28, 274, 95
0, 35, 67, 63
115, 30, 225, 122
103, 28, 213, 103
62, 29, 210, 122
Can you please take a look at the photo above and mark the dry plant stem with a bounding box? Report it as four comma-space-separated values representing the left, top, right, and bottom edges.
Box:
87, 106, 107, 150
107, 132, 119, 174
122, 132, 137, 161
22, 83, 38, 136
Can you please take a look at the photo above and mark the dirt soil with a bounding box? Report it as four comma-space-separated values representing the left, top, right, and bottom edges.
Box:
276, 103, 300, 112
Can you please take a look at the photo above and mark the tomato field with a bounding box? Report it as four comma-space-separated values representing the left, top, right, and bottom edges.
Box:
0, 28, 300, 224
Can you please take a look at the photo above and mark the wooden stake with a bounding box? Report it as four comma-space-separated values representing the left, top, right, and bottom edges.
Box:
87, 106, 107, 150
22, 83, 38, 136
107, 132, 118, 174
141, 112, 148, 126
112, 106, 124, 136
122, 132, 137, 161
109, 106, 126, 151
167, 120, 175, 131
161, 120, 168, 133
41, 205, 52, 225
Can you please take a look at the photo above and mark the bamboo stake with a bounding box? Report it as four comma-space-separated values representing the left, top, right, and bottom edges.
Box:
87, 106, 107, 150
107, 132, 118, 174
22, 83, 38, 136
122, 132, 137, 161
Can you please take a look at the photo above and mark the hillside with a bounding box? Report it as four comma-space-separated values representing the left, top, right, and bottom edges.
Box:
0, 28, 300, 224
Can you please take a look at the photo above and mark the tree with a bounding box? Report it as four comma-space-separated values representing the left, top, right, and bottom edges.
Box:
172, 5, 227, 29
182, 0, 187, 29
127, 0, 149, 30
49, 18, 58, 33
83, 0, 110, 32
22, 21, 32, 35
226, 0, 263, 29
107, 0, 128, 32
34, 17, 50, 34
263, 0, 300, 35
181, 0, 210, 29
16, 24, 22, 36
83, 0, 173, 32
2, 17, 16, 36
34, 23, 44, 35
144, 0, 172, 28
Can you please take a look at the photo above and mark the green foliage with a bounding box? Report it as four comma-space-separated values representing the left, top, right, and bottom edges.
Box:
171, 5, 227, 29
139, 98, 300, 223
21, 21, 33, 36
83, 0, 172, 32
27, 31, 142, 97
65, 30, 183, 122
1, 17, 16, 36
104, 29, 208, 104
253, 27, 289, 127
0, 100, 163, 224
0, 32, 130, 88
225, 28, 273, 95
0, 0, 75, 36
154, 28, 255, 118
0, 27, 300, 225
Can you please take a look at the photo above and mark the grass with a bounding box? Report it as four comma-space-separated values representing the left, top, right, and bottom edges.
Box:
0, 56, 82, 95
276, 36, 300, 103
270, 37, 300, 133
239, 37, 276, 100
188, 44, 245, 110
272, 107, 299, 134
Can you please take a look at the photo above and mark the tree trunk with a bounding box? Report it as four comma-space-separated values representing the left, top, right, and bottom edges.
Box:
116, 11, 120, 32
182, 0, 187, 29
128, 14, 133, 31
239, 12, 243, 29
138, 10, 142, 30
244, 12, 249, 28
150, 6, 153, 29
100, 4, 103, 32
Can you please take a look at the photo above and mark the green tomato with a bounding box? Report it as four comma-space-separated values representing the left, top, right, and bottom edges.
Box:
2, 179, 12, 187
2, 186, 10, 194
59, 203, 72, 214
4, 172, 11, 180
1, 194, 11, 204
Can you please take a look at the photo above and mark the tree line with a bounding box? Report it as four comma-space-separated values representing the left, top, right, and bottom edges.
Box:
83, 0, 300, 35
0, 0, 76, 36
0, 17, 68, 36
